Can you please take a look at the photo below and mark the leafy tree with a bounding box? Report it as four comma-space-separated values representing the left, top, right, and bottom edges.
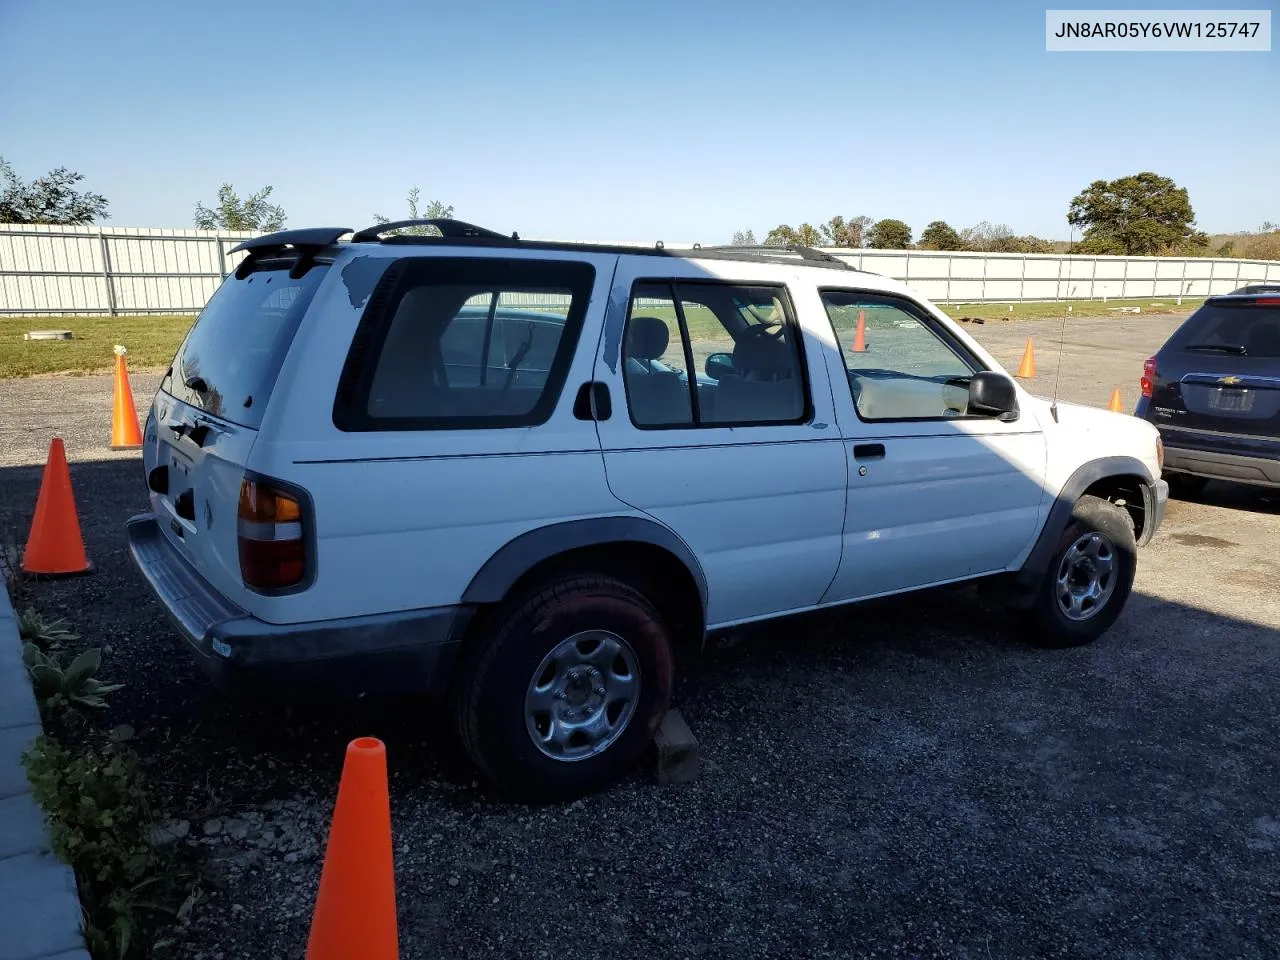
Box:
867, 218, 912, 249
0, 156, 109, 224
730, 228, 757, 246
373, 186, 454, 236
193, 184, 286, 231
917, 220, 963, 250
765, 223, 823, 247
821, 215, 871, 247
1067, 172, 1207, 256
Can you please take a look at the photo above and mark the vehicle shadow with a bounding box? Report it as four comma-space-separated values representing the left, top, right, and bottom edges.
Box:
1172, 479, 1280, 516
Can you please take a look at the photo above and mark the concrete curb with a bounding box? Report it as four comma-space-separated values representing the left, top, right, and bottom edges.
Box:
0, 588, 92, 960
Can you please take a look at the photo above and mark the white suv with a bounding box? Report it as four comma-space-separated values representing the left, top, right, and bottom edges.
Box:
128, 219, 1168, 801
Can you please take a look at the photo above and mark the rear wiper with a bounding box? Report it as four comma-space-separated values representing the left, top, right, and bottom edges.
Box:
1185, 343, 1248, 355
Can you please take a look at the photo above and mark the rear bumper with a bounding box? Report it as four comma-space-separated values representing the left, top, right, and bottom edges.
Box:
125, 513, 472, 701
1143, 420, 1280, 488
1162, 443, 1280, 488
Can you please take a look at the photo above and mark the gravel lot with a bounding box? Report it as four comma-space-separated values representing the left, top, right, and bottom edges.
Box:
2, 314, 1279, 959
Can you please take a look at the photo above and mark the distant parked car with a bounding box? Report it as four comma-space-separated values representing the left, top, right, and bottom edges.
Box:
1136, 291, 1280, 496
1230, 283, 1280, 295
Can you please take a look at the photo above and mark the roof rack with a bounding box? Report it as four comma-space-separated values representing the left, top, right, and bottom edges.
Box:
350, 218, 517, 242
230, 221, 876, 276
693, 243, 855, 270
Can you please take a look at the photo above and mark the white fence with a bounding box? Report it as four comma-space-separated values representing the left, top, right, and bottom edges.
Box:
0, 224, 258, 315
1, 222, 1278, 316
826, 247, 1280, 304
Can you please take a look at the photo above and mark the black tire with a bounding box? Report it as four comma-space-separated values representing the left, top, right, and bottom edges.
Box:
1166, 472, 1208, 499
452, 575, 674, 803
1026, 495, 1137, 648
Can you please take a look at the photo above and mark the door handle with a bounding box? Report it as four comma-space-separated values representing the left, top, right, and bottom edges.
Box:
853, 443, 886, 460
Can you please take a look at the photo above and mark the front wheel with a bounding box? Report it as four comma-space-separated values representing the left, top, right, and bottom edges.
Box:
1026, 495, 1137, 648
452, 575, 674, 802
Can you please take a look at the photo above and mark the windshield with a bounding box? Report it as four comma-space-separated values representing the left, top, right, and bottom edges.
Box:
1171, 302, 1280, 359
162, 263, 328, 428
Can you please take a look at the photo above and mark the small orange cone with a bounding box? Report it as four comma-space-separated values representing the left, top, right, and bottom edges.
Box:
1015, 338, 1036, 378
22, 437, 92, 577
1107, 388, 1124, 413
852, 310, 868, 352
110, 345, 143, 451
306, 738, 398, 960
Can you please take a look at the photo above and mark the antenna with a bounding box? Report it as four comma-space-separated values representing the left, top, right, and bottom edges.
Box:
1048, 224, 1078, 424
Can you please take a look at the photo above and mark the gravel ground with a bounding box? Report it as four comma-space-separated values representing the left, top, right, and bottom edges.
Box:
3, 315, 1280, 959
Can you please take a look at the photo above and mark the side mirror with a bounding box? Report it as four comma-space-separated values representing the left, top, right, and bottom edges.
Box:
705, 353, 734, 381
968, 371, 1019, 420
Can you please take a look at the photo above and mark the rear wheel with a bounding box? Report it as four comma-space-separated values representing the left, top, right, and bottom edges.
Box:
452, 575, 674, 802
1026, 495, 1137, 648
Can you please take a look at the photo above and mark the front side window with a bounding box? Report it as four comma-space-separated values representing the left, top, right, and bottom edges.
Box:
335, 258, 594, 430
820, 290, 980, 421
623, 281, 809, 428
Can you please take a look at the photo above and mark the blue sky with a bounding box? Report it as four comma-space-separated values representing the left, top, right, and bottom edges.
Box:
1, 0, 1275, 242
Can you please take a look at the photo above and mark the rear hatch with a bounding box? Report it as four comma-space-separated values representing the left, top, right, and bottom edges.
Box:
143, 258, 328, 600
1147, 296, 1280, 442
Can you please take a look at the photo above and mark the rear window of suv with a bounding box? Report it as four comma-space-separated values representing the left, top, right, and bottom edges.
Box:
334, 257, 596, 431
1169, 300, 1280, 359
162, 262, 327, 429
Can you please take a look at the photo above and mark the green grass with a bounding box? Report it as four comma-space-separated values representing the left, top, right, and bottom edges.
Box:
936, 296, 1205, 321
0, 315, 194, 378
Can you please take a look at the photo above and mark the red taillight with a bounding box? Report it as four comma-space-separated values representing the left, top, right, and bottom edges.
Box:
237, 477, 307, 590
1141, 356, 1157, 398
1257, 296, 1280, 306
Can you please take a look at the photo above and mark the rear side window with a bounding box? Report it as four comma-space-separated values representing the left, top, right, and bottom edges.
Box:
622, 280, 809, 428
334, 257, 595, 430
1168, 301, 1280, 359
163, 263, 327, 429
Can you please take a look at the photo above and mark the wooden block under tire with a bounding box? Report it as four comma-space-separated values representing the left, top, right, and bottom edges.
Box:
653, 709, 699, 785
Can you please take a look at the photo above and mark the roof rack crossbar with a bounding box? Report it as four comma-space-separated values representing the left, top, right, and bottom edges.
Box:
350, 218, 516, 243
694, 243, 855, 270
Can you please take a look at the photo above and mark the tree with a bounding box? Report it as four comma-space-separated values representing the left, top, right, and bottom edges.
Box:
1067, 172, 1207, 256
730, 228, 757, 246
373, 187, 454, 236
765, 223, 823, 247
867, 218, 912, 249
0, 156, 109, 224
1242, 229, 1280, 261
917, 220, 963, 251
958, 221, 1053, 254
821, 215, 871, 247
193, 184, 286, 231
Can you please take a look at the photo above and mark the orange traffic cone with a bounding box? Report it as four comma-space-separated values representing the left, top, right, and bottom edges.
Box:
1107, 388, 1124, 413
110, 345, 143, 451
306, 738, 398, 960
1015, 338, 1036, 378
23, 437, 92, 577
851, 310, 868, 352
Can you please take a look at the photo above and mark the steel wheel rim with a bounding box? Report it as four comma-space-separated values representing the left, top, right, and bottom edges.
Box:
1055, 531, 1117, 622
524, 630, 641, 762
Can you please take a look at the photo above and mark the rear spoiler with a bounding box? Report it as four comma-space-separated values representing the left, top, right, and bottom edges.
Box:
228, 227, 353, 279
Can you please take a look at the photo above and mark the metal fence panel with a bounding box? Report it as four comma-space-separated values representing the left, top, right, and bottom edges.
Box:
1, 223, 1279, 315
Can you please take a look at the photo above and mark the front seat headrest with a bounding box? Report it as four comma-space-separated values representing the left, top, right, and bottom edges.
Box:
627, 316, 670, 361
